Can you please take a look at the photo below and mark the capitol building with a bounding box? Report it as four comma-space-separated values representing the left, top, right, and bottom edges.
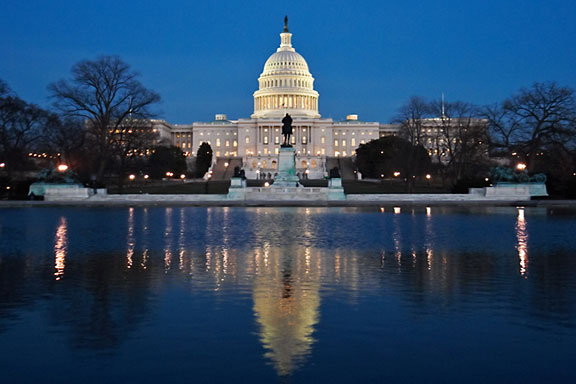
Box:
151, 18, 399, 179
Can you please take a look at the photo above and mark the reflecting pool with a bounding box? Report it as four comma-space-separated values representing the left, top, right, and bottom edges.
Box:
1, 206, 575, 383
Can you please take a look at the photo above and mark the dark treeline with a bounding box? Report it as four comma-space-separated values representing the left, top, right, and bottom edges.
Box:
1, 56, 189, 196
2, 57, 576, 197
355, 82, 576, 196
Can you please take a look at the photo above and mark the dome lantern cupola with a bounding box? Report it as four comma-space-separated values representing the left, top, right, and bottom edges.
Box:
252, 17, 320, 119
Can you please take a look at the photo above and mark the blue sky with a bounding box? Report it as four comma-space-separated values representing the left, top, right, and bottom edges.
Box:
2, 0, 575, 123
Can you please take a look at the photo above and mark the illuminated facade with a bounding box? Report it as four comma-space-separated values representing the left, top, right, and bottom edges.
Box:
150, 19, 396, 179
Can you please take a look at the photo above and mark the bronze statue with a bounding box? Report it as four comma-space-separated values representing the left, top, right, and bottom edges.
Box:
281, 113, 293, 147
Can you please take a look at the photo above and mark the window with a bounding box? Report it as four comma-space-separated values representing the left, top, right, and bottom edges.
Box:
291, 136, 296, 145
334, 140, 339, 147
263, 135, 269, 144
274, 136, 280, 145
233, 140, 238, 147
216, 138, 221, 147
225, 140, 230, 147
342, 139, 347, 147
311, 160, 317, 168
321, 136, 325, 144
245, 136, 250, 144
351, 138, 356, 147
301, 160, 307, 168
302, 136, 307, 144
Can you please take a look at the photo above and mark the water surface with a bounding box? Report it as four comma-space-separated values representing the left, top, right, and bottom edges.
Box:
0, 206, 575, 383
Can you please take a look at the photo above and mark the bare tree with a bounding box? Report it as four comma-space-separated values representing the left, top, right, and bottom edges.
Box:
0, 89, 55, 173
0, 79, 10, 97
440, 101, 488, 181
41, 117, 87, 172
395, 96, 429, 145
497, 82, 576, 172
48, 56, 161, 183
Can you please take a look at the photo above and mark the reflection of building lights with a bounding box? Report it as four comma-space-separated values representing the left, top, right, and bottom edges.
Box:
394, 207, 401, 214
54, 217, 67, 280
426, 207, 431, 216
380, 207, 385, 213
57, 164, 69, 172
516, 208, 528, 277
516, 163, 527, 171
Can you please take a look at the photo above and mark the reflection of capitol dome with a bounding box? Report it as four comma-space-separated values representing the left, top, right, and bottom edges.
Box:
252, 17, 320, 119
252, 246, 320, 376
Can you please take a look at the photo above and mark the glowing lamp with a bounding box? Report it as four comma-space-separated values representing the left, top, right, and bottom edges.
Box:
57, 164, 69, 172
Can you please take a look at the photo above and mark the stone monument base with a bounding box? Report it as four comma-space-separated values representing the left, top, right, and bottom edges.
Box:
273, 146, 300, 187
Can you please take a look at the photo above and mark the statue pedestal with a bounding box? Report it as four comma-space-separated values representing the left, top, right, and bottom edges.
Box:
273, 147, 300, 187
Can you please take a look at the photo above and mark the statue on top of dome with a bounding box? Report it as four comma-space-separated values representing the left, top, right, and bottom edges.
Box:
283, 16, 289, 33
281, 113, 293, 147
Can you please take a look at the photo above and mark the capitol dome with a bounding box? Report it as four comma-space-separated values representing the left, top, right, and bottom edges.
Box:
252, 18, 320, 119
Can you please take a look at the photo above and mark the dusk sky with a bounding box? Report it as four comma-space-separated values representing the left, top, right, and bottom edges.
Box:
2, 0, 575, 124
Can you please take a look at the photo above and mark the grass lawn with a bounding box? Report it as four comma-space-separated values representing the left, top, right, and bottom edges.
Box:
109, 180, 230, 194
108, 179, 451, 195
343, 180, 450, 194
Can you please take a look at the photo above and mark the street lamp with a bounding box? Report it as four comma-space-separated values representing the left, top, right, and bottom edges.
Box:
516, 163, 527, 171
57, 164, 69, 172
129, 174, 136, 181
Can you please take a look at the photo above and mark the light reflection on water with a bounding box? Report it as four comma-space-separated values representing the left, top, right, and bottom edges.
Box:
517, 207, 529, 277
1, 206, 576, 383
53, 216, 67, 280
